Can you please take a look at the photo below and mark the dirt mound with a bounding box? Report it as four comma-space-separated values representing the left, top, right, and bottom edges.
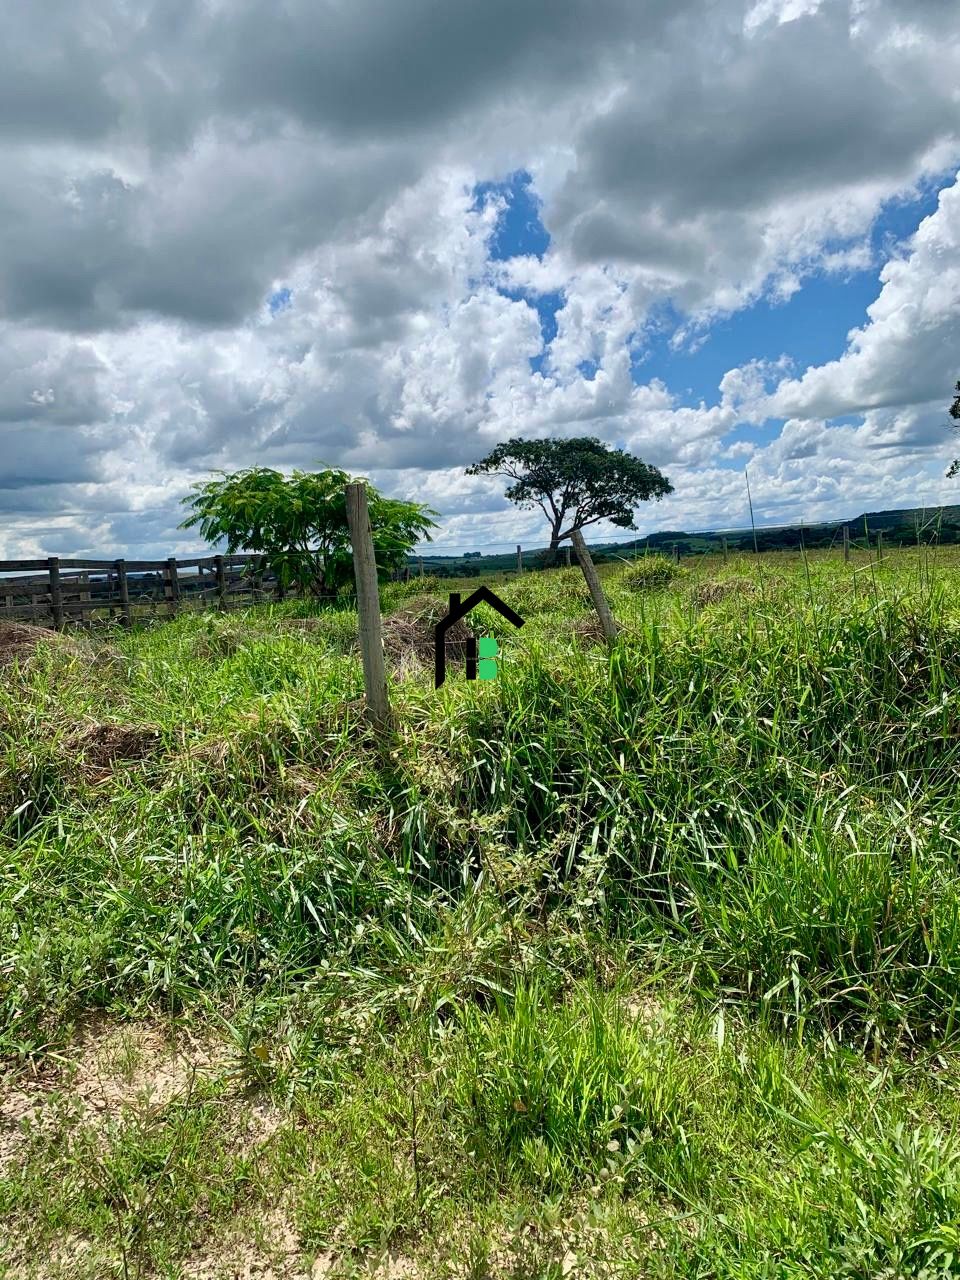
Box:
0, 623, 77, 664
381, 595, 474, 675
64, 721, 162, 775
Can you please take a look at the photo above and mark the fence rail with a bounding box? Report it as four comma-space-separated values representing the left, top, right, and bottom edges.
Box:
0, 553, 306, 628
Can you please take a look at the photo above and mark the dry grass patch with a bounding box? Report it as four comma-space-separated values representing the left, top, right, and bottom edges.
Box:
63, 719, 163, 780
690, 576, 758, 608
0, 622, 80, 665
381, 595, 473, 677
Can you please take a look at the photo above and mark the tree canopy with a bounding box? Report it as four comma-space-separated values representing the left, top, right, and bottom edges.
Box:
179, 466, 437, 596
465, 436, 673, 558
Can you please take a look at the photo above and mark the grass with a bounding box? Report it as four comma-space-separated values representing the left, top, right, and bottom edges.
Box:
2, 545, 960, 1276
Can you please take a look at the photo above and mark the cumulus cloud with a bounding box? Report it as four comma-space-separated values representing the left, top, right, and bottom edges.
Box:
760, 176, 960, 424
0, 0, 959, 557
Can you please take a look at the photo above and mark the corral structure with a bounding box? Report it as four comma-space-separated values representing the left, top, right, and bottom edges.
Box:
0, 554, 286, 629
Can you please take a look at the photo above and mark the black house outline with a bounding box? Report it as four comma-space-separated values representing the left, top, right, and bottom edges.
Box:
434, 587, 525, 688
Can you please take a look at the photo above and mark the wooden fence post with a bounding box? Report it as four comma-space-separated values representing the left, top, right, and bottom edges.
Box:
876, 530, 883, 563
843, 525, 850, 563
418, 556, 424, 579
570, 529, 619, 645
214, 555, 227, 611
345, 483, 391, 728
115, 559, 131, 628
673, 544, 680, 565
253, 554, 265, 603
722, 537, 728, 562
563, 545, 571, 568
164, 557, 180, 617
516, 544, 522, 575
48, 557, 63, 629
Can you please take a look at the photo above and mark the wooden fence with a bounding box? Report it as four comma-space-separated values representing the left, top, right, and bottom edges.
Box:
0, 554, 295, 628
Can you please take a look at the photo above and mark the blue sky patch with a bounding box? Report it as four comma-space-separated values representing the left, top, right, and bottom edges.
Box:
475, 171, 945, 417
269, 287, 292, 314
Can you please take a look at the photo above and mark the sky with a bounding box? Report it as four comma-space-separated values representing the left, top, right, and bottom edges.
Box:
1, 0, 960, 559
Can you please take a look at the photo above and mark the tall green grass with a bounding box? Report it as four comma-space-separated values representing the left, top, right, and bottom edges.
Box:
3, 547, 960, 1274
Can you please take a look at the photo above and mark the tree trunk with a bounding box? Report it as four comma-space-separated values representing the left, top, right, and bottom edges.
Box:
548, 520, 564, 567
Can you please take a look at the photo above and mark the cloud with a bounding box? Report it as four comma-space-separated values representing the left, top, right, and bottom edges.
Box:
548, 2, 960, 316
0, 0, 959, 556
759, 175, 960, 426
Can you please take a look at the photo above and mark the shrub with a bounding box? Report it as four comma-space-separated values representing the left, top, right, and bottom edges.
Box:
621, 555, 684, 591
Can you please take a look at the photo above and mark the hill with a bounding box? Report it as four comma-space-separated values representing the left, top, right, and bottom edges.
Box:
410, 504, 960, 575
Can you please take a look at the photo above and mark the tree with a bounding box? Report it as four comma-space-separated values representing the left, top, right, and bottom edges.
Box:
947, 380, 960, 479
179, 466, 437, 598
465, 436, 673, 563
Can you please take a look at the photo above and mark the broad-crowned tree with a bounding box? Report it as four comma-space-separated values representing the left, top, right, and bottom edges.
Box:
466, 436, 672, 562
179, 467, 437, 597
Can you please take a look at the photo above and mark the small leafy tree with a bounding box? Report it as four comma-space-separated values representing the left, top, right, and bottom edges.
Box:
947, 380, 960, 478
466, 436, 673, 562
179, 466, 437, 597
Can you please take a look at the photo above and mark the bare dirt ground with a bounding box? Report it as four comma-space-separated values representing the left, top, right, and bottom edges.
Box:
0, 1016, 296, 1280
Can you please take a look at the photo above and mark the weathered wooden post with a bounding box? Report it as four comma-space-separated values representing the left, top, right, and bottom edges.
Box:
253, 553, 266, 603
673, 543, 680, 566
214, 555, 227, 610
516, 544, 522, 574
722, 537, 728, 562
345, 482, 390, 728
418, 556, 424, 579
570, 529, 619, 645
115, 559, 131, 628
48, 557, 63, 629
843, 525, 850, 563
164, 557, 180, 617
105, 566, 117, 619
563, 544, 572, 568
876, 530, 883, 563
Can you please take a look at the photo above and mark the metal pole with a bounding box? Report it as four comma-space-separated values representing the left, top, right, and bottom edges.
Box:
516, 544, 522, 574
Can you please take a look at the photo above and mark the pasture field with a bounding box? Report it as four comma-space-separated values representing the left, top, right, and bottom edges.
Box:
3, 547, 960, 1278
